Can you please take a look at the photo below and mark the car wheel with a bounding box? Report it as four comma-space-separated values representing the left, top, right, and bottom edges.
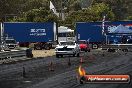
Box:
60, 55, 63, 57
56, 54, 59, 58
77, 53, 80, 57
73, 53, 76, 57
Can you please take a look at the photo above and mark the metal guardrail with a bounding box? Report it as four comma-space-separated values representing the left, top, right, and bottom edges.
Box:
101, 44, 132, 51
0, 50, 26, 60
0, 49, 33, 64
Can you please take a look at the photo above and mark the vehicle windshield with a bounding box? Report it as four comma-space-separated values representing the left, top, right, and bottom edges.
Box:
78, 41, 87, 44
58, 32, 74, 37
60, 42, 75, 45
5, 40, 16, 43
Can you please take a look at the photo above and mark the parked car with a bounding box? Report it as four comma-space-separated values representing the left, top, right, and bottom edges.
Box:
55, 41, 80, 58
78, 40, 90, 52
3, 38, 19, 51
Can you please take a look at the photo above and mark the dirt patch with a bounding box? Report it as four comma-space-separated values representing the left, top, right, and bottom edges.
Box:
32, 49, 55, 58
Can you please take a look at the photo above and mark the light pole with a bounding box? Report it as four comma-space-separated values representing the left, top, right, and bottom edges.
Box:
0, 22, 3, 51
0, 23, 1, 51
102, 14, 108, 44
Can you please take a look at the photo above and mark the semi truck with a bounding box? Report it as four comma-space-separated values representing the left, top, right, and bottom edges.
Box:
76, 22, 105, 49
3, 22, 57, 50
76, 21, 132, 51
101, 21, 132, 52
1, 22, 75, 50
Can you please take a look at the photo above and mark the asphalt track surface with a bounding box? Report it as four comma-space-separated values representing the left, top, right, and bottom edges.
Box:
0, 50, 132, 88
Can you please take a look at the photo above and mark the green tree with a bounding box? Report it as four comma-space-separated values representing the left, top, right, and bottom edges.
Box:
68, 0, 82, 11
126, 16, 132, 20
64, 3, 115, 29
93, 0, 131, 20
0, 0, 49, 21
11, 7, 59, 23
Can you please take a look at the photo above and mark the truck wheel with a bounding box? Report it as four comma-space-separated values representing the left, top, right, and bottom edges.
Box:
108, 49, 111, 52
45, 44, 50, 50
122, 49, 128, 52
108, 49, 115, 52
34, 45, 41, 50
92, 44, 98, 49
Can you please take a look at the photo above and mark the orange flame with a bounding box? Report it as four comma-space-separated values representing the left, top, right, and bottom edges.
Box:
78, 65, 86, 76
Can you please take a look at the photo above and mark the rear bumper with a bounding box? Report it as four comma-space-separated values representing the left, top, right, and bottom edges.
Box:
80, 48, 87, 51
80, 48, 90, 51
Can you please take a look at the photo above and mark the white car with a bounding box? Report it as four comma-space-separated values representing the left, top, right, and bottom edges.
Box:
55, 41, 80, 58
4, 38, 19, 51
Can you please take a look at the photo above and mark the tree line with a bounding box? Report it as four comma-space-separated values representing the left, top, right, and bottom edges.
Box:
0, 0, 132, 29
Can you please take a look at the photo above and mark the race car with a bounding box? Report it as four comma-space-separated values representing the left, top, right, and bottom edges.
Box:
55, 41, 80, 58
78, 40, 90, 52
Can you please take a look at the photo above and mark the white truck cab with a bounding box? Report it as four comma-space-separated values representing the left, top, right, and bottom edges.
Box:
58, 26, 75, 42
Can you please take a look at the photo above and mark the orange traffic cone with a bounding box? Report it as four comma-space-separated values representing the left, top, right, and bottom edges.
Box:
49, 61, 54, 71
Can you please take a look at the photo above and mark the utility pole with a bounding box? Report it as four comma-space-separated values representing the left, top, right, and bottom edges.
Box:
0, 22, 3, 51
60, 0, 69, 20
60, 0, 64, 20
0, 23, 1, 51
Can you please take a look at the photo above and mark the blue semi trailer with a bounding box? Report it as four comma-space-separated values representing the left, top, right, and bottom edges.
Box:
76, 22, 105, 48
76, 21, 132, 49
3, 22, 57, 50
103, 21, 132, 44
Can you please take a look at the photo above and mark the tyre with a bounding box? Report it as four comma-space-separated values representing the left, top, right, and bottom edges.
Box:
56, 54, 59, 58
122, 49, 128, 52
92, 44, 98, 49
77, 53, 80, 57
34, 45, 41, 50
44, 44, 50, 50
73, 53, 76, 57
60, 55, 63, 57
108, 49, 115, 52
